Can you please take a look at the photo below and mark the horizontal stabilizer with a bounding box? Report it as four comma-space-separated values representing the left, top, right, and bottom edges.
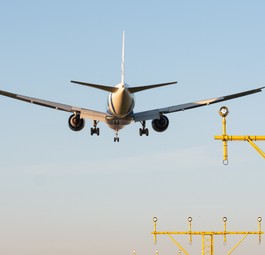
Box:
128, 81, 178, 93
71, 80, 118, 93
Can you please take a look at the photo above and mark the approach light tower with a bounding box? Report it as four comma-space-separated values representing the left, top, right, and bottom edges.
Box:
214, 106, 265, 164
151, 216, 263, 255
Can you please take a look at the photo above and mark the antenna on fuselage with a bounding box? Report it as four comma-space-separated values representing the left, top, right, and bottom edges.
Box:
121, 31, 125, 85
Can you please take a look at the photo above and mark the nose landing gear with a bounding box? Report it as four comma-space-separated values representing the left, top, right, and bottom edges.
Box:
114, 121, 120, 142
114, 135, 120, 142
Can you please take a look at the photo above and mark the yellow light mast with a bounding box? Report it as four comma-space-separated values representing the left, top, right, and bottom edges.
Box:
151, 216, 263, 255
214, 106, 265, 164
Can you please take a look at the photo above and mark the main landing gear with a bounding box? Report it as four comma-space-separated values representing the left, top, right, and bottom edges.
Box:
139, 121, 149, 136
91, 120, 100, 136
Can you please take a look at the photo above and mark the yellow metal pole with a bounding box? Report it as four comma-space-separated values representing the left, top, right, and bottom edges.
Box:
222, 116, 228, 164
214, 106, 265, 161
188, 217, 192, 244
247, 138, 265, 159
211, 234, 214, 255
202, 234, 205, 255
258, 217, 262, 244
153, 217, 157, 244
223, 217, 227, 244
214, 135, 265, 141
167, 234, 190, 255
225, 234, 248, 255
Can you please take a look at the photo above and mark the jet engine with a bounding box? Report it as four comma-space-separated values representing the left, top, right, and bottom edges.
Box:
68, 114, 85, 131
152, 115, 169, 132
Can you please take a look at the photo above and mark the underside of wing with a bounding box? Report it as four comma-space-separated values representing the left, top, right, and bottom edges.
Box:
0, 89, 108, 122
133, 86, 264, 122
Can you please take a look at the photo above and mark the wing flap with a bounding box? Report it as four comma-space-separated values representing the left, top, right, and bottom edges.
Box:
79, 109, 107, 122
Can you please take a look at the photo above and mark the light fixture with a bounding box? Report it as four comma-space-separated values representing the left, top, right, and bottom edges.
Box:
153, 217, 158, 223
188, 217, 192, 222
219, 106, 229, 117
223, 217, 227, 222
258, 217, 262, 222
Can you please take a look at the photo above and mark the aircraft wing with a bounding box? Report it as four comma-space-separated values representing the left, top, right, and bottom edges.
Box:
0, 89, 108, 122
133, 86, 265, 122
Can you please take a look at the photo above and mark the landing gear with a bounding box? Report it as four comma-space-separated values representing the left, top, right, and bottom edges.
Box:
113, 121, 120, 142
139, 121, 149, 136
114, 130, 120, 142
114, 137, 120, 142
90, 120, 100, 136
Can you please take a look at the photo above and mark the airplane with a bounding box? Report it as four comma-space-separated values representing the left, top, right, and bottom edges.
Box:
0, 32, 264, 142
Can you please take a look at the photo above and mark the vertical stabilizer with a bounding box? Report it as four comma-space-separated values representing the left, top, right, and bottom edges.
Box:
121, 31, 125, 84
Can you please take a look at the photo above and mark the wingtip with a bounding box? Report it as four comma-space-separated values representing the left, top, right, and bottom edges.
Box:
254, 86, 265, 92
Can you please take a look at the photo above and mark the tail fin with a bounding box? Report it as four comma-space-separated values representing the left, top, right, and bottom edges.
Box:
121, 31, 125, 84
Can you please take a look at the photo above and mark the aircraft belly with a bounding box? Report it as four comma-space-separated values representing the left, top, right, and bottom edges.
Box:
106, 116, 133, 131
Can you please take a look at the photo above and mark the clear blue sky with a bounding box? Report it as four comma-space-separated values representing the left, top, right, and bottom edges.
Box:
0, 1, 264, 254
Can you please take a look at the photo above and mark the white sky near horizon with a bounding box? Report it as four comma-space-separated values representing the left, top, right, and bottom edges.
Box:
0, 1, 264, 255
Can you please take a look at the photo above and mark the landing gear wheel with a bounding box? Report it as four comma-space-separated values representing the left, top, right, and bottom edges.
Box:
114, 137, 120, 142
90, 121, 100, 136
139, 121, 149, 136
91, 127, 100, 136
114, 128, 120, 142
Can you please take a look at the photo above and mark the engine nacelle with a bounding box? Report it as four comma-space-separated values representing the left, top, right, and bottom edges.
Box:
152, 115, 169, 132
68, 114, 85, 131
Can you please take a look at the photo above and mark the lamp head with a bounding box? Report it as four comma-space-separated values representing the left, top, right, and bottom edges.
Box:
223, 217, 227, 223
219, 106, 229, 117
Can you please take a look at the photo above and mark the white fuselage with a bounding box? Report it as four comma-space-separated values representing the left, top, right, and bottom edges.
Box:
106, 83, 135, 130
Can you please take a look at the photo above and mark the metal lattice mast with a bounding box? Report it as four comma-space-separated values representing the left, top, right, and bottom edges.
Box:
201, 234, 213, 255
